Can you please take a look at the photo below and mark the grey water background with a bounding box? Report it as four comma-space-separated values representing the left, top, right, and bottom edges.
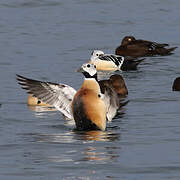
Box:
0, 0, 180, 179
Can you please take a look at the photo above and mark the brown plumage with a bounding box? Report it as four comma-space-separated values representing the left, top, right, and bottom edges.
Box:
98, 74, 128, 114
72, 79, 107, 131
99, 74, 128, 97
27, 94, 53, 106
109, 74, 128, 97
115, 36, 177, 57
172, 77, 180, 91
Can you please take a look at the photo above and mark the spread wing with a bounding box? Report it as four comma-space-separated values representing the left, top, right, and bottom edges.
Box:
16, 74, 76, 119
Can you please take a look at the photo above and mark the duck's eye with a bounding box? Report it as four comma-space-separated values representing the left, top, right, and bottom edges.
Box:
87, 64, 91, 68
94, 65, 96, 68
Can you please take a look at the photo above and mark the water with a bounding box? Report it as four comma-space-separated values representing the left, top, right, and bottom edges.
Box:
0, 0, 180, 179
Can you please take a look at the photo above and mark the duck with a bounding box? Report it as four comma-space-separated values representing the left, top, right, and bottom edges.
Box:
27, 94, 53, 106
108, 74, 128, 97
172, 77, 180, 91
98, 74, 128, 121
90, 50, 144, 71
115, 36, 177, 57
16, 63, 127, 131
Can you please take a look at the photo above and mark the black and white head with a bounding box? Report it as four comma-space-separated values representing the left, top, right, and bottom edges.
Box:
90, 50, 104, 61
77, 63, 97, 80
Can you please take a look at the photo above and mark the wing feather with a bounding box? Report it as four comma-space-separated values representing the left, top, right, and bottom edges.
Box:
99, 54, 124, 67
16, 74, 76, 119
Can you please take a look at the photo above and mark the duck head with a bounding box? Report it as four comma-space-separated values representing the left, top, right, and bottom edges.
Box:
121, 36, 136, 46
90, 50, 104, 62
77, 63, 98, 80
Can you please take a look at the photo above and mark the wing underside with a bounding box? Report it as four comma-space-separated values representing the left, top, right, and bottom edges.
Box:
16, 74, 76, 119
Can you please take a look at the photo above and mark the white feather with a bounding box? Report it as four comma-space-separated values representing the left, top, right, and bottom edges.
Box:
16, 75, 76, 120
90, 50, 124, 69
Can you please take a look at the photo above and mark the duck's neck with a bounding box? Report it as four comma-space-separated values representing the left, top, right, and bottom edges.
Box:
82, 72, 98, 81
81, 78, 100, 93
90, 55, 97, 62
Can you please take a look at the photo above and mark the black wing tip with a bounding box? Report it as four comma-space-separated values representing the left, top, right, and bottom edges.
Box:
169, 46, 178, 51
16, 74, 24, 78
119, 100, 129, 108
16, 74, 28, 81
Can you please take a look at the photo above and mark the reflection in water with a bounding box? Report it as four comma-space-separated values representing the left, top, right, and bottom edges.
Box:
31, 132, 77, 144
80, 130, 120, 142
27, 105, 58, 118
28, 105, 57, 112
82, 145, 120, 162
79, 131, 120, 163
30, 130, 120, 143
25, 130, 120, 164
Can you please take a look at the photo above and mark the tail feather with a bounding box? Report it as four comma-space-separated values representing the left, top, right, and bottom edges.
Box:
121, 58, 145, 71
166, 47, 178, 54
156, 47, 178, 55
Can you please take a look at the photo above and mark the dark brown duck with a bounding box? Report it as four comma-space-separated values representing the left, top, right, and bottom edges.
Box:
172, 77, 180, 91
115, 36, 177, 57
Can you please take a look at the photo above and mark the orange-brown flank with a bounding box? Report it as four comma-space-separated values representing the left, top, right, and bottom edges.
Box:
72, 79, 107, 131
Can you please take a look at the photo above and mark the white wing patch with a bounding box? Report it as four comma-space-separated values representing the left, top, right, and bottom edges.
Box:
45, 83, 76, 120
90, 50, 124, 69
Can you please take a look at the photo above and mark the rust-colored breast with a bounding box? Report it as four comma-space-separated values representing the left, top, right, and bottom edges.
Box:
72, 87, 106, 131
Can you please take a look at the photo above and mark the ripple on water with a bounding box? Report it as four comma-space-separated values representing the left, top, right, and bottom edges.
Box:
22, 130, 120, 144
0, 0, 63, 8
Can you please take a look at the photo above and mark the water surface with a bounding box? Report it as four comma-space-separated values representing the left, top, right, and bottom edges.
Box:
0, 0, 180, 179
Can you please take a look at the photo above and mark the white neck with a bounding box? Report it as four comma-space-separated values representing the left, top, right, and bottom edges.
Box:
90, 56, 97, 62
84, 78, 96, 81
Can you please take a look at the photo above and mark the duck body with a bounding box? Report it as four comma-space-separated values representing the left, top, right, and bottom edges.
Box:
115, 36, 177, 57
27, 94, 53, 106
121, 57, 145, 71
90, 50, 124, 71
90, 60, 120, 71
108, 74, 128, 97
72, 78, 107, 131
90, 50, 144, 71
172, 77, 180, 91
